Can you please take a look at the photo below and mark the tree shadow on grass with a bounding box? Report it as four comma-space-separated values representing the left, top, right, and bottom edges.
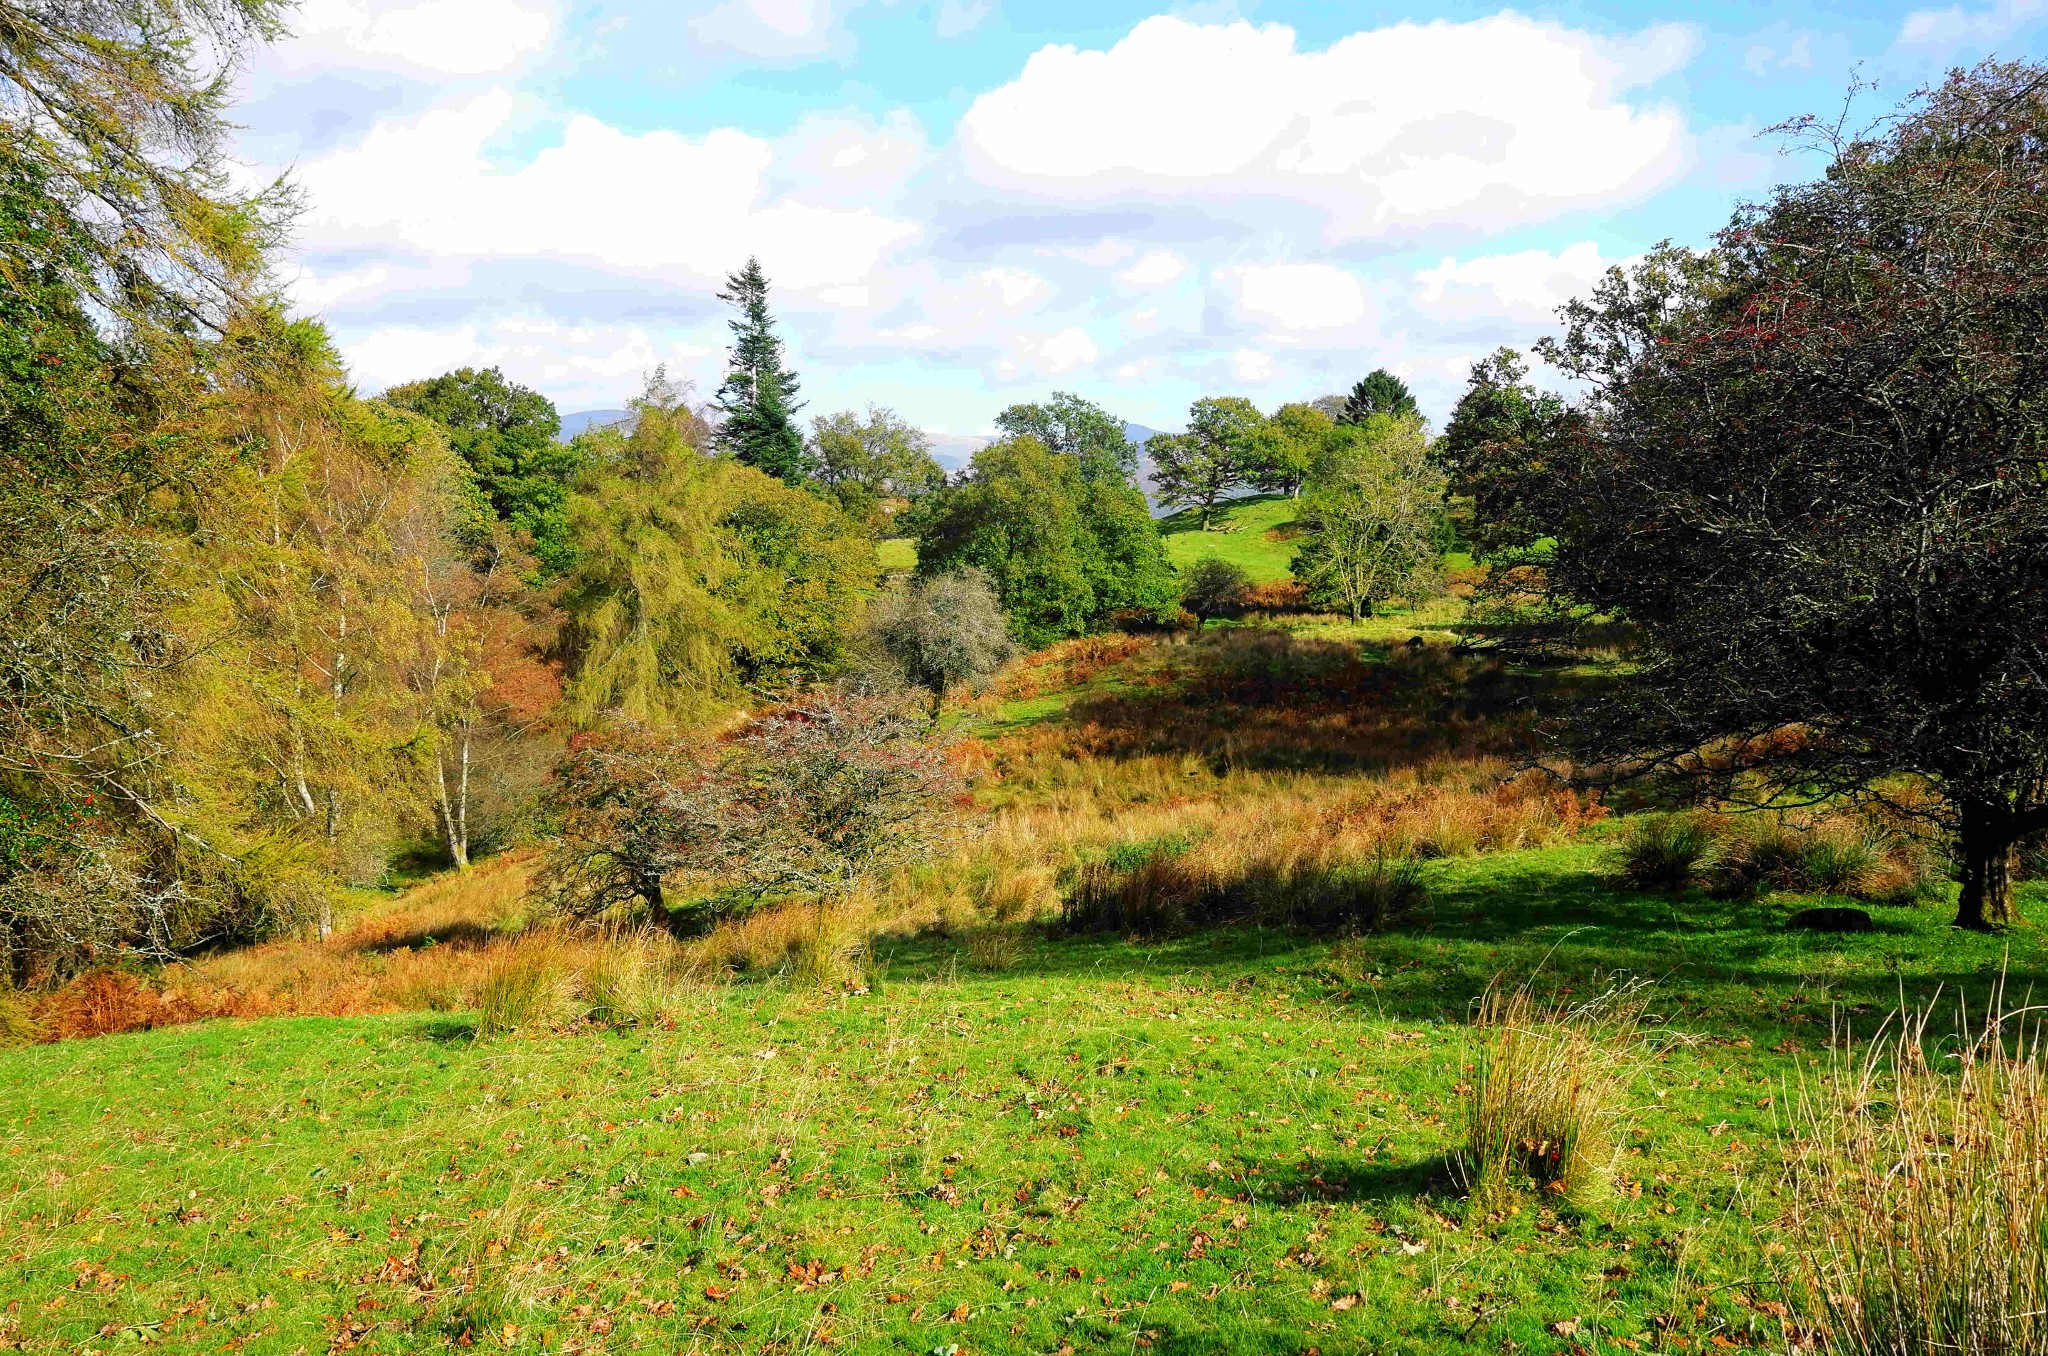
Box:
1245, 1153, 1457, 1207
872, 853, 2048, 1051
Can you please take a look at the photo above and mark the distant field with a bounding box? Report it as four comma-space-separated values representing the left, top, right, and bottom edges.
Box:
1159, 494, 1301, 583
876, 537, 916, 573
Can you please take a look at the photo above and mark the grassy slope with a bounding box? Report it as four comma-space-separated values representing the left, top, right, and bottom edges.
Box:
6, 634, 2046, 1354
5, 859, 2040, 1353
876, 538, 916, 574
1159, 495, 1301, 583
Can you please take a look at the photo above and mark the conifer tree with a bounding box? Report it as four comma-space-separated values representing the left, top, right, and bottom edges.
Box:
713, 257, 806, 483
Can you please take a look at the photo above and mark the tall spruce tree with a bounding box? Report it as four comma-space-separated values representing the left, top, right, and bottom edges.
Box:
1341, 369, 1419, 424
713, 257, 806, 483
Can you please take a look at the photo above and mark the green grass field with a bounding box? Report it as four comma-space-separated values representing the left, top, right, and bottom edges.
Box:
4, 846, 2038, 1354
876, 538, 916, 573
1159, 495, 1301, 583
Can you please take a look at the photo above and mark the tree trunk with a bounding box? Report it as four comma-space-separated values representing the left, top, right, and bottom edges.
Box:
1955, 803, 2020, 931
644, 875, 690, 937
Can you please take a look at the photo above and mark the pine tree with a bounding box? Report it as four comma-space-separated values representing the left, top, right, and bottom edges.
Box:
713, 257, 806, 483
1341, 369, 1418, 424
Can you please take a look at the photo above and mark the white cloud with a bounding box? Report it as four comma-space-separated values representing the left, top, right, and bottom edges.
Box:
287, 0, 554, 74
956, 14, 1694, 243
1898, 0, 2047, 47
689, 0, 850, 56
1225, 263, 1369, 331
975, 267, 1049, 307
1415, 241, 1616, 321
996, 327, 1099, 378
1119, 251, 1187, 287
345, 316, 718, 405
295, 91, 920, 290
1230, 349, 1276, 383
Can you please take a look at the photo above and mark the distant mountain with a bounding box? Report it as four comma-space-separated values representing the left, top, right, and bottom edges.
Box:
558, 408, 632, 439
924, 432, 991, 472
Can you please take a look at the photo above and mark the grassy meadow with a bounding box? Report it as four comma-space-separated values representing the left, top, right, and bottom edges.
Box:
3, 625, 2040, 1355
1159, 495, 1302, 582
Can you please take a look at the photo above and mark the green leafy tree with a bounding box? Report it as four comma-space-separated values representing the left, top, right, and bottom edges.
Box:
1181, 557, 1251, 625
1149, 396, 1265, 528
1494, 62, 2048, 930
562, 376, 875, 728
908, 436, 1176, 648
1342, 369, 1419, 424
994, 392, 1137, 483
1291, 415, 1448, 622
804, 406, 946, 524
1435, 349, 1565, 559
383, 367, 581, 575
713, 256, 806, 483
1, 0, 292, 335
1248, 401, 1333, 497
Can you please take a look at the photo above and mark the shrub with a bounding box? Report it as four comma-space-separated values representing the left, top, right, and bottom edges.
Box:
475, 941, 570, 1036
1614, 812, 1722, 891
1796, 822, 1885, 896
1459, 978, 1650, 1211
1785, 994, 2048, 1355
1181, 557, 1251, 625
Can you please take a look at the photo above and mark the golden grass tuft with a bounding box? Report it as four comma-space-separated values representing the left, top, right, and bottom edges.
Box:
1785, 991, 2048, 1355
475, 934, 573, 1037
1459, 977, 1652, 1212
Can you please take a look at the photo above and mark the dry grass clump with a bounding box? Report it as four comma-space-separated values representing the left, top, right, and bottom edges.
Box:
994, 633, 1149, 702
1458, 977, 1652, 1212
1785, 993, 2048, 1355
475, 936, 573, 1037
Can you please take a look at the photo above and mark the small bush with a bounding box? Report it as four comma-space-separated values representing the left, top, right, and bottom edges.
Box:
475, 942, 570, 1037
1796, 822, 1885, 896
1182, 557, 1252, 624
1614, 812, 1722, 891
1785, 994, 2048, 1355
1459, 978, 1650, 1211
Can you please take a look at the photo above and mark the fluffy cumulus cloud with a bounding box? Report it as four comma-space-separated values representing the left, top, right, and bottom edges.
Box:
281, 0, 555, 75
294, 90, 920, 289
955, 14, 1695, 244
1415, 242, 1619, 322
258, 7, 1725, 423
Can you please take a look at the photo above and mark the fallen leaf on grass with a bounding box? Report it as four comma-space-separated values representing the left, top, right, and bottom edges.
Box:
1551, 1318, 1580, 1336
1331, 1295, 1359, 1311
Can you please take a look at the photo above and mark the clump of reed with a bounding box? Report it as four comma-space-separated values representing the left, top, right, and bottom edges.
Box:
474, 934, 574, 1037
1783, 990, 2048, 1355
1614, 811, 1940, 903
1458, 977, 1652, 1212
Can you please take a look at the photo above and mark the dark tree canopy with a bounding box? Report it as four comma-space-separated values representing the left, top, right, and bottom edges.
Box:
1507, 61, 2048, 930
1341, 369, 1418, 424
713, 256, 806, 484
1436, 348, 1565, 559
383, 367, 579, 575
994, 392, 1137, 484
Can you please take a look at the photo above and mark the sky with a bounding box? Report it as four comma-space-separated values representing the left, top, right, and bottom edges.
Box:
233, 0, 2048, 432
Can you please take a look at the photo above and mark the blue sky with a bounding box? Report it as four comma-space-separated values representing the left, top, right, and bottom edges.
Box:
236, 0, 2048, 431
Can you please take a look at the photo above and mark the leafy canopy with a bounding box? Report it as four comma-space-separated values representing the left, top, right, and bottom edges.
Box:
383, 367, 580, 576
1499, 61, 2048, 929
908, 435, 1177, 648
1149, 396, 1265, 529
994, 392, 1137, 484
1290, 415, 1447, 623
